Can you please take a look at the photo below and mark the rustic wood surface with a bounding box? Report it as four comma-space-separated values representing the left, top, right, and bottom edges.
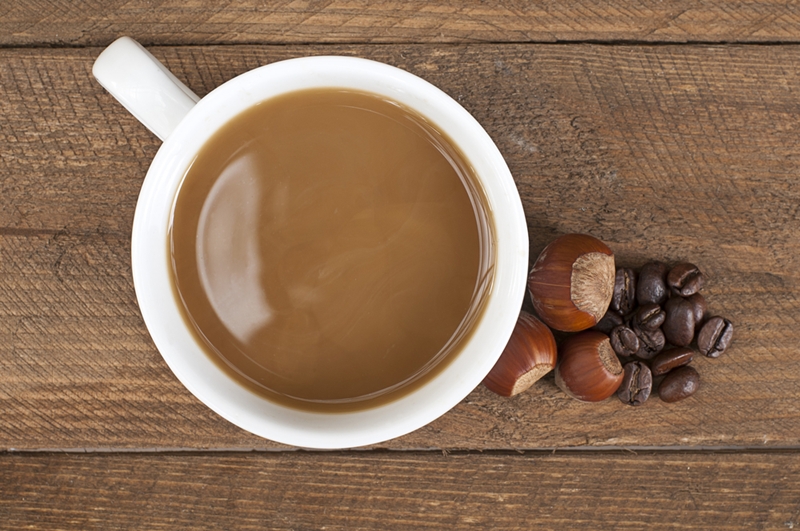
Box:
2, 451, 799, 530
2, 44, 799, 451
3, 2, 800, 527
3, 0, 800, 46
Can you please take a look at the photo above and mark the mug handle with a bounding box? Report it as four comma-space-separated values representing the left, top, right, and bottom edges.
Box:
92, 36, 200, 141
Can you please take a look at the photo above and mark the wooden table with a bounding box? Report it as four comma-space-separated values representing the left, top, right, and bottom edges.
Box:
3, 2, 800, 528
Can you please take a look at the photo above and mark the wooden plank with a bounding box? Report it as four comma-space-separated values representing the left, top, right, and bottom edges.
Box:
2, 451, 800, 530
3, 1, 800, 46
2, 44, 800, 450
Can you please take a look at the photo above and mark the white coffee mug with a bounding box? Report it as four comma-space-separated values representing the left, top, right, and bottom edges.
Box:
93, 36, 528, 449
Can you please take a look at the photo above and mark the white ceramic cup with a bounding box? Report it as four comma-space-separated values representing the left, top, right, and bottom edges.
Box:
93, 36, 528, 449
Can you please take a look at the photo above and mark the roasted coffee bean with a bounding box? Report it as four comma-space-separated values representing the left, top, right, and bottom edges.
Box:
658, 366, 700, 402
611, 268, 637, 314
593, 310, 624, 335
610, 325, 640, 357
663, 296, 696, 347
637, 261, 669, 306
687, 292, 707, 325
697, 316, 734, 358
634, 325, 665, 360
651, 347, 694, 377
633, 303, 666, 331
618, 361, 653, 406
667, 262, 705, 297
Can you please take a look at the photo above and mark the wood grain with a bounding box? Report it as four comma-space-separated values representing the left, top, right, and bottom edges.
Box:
2, 451, 800, 530
2, 44, 800, 450
3, 1, 800, 46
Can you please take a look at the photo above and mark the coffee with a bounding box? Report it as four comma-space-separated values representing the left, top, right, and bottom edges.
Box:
169, 88, 495, 412
609, 325, 639, 358
650, 347, 694, 377
658, 365, 700, 403
617, 361, 652, 406
697, 316, 733, 358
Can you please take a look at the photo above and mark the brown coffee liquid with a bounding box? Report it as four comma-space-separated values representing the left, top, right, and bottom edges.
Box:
169, 88, 494, 412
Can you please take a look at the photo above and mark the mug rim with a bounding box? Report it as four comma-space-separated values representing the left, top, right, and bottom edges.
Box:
132, 55, 528, 448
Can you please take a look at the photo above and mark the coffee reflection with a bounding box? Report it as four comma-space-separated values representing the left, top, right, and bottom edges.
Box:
197, 151, 274, 344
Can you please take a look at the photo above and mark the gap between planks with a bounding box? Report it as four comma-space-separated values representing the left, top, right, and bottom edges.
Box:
5, 39, 800, 50
5, 446, 800, 455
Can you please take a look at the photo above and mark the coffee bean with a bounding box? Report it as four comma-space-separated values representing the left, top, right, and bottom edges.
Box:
651, 347, 695, 377
667, 262, 705, 297
611, 268, 637, 314
637, 261, 669, 306
658, 366, 699, 402
697, 316, 733, 358
618, 361, 652, 406
610, 325, 640, 357
633, 303, 665, 331
687, 292, 707, 325
633, 325, 665, 360
593, 310, 624, 335
663, 296, 696, 347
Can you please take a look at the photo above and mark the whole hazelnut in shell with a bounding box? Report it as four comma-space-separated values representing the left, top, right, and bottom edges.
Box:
528, 234, 615, 332
483, 312, 557, 397
555, 330, 624, 402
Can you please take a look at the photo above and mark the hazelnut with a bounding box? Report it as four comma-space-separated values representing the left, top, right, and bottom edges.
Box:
555, 331, 623, 402
483, 312, 557, 397
528, 234, 615, 332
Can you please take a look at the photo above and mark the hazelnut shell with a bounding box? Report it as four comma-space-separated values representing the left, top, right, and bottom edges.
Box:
528, 234, 615, 332
483, 312, 557, 397
555, 330, 623, 402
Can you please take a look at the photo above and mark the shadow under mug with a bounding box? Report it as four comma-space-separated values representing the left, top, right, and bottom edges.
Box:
93, 36, 529, 449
